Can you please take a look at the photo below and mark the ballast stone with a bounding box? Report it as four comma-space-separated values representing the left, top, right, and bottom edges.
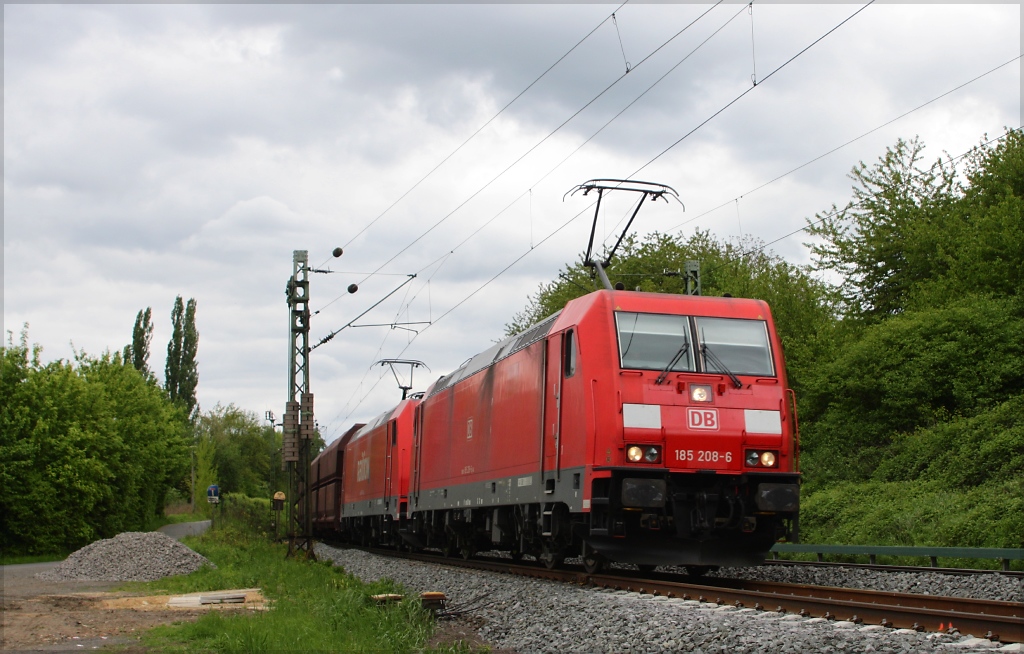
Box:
945, 638, 999, 649
36, 531, 214, 582
315, 544, 974, 654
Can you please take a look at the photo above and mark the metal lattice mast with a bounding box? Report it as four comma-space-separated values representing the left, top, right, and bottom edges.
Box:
684, 260, 701, 296
284, 250, 315, 558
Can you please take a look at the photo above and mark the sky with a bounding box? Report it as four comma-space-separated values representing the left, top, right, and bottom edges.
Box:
4, 3, 1020, 443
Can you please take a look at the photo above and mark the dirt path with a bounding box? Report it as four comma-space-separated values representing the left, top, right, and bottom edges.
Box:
1, 523, 494, 652
1, 522, 217, 652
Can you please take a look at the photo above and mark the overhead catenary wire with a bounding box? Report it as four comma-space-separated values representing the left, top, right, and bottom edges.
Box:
315, 1, 726, 316
321, 252, 453, 435
312, 2, 629, 272
664, 52, 1024, 233
320, 8, 1009, 435
328, 203, 595, 432
629, 1, 877, 180
328, 125, 1014, 438
385, 1, 740, 285
321, 3, 881, 434
530, 0, 756, 249
311, 275, 418, 351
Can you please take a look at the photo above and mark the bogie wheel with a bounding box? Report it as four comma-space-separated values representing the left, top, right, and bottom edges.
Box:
636, 564, 658, 574
541, 545, 565, 570
508, 548, 524, 562
582, 549, 606, 575
685, 565, 718, 577
441, 540, 456, 558
460, 541, 475, 561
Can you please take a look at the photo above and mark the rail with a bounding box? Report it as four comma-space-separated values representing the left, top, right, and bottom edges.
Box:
770, 544, 1024, 571
362, 547, 1023, 644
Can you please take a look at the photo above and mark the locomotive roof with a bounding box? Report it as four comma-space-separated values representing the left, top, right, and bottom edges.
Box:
349, 398, 416, 443
424, 289, 774, 399
567, 288, 772, 318
426, 310, 561, 398
312, 422, 365, 466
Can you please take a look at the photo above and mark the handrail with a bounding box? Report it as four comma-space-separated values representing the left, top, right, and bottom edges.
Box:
770, 543, 1024, 571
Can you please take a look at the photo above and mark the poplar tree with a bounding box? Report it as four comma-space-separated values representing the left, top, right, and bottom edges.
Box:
124, 307, 154, 379
165, 296, 199, 418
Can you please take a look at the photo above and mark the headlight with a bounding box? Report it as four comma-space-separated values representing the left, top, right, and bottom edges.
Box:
644, 446, 661, 463
627, 446, 644, 462
690, 384, 713, 403
744, 450, 779, 468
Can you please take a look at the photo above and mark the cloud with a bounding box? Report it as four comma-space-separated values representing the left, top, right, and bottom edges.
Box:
4, 3, 1019, 436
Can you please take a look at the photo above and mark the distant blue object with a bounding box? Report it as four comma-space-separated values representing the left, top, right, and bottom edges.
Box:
207, 484, 220, 503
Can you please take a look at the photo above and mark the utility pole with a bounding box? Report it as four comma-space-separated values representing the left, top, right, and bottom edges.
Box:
284, 250, 315, 558
684, 260, 701, 296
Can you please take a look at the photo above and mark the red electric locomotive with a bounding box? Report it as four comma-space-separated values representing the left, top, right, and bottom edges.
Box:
310, 180, 799, 572
312, 399, 417, 547
401, 288, 800, 572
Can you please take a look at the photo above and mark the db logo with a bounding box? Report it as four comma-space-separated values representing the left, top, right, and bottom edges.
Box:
687, 408, 719, 430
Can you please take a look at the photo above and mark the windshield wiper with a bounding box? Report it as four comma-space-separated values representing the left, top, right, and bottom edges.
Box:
655, 340, 690, 385
701, 344, 743, 389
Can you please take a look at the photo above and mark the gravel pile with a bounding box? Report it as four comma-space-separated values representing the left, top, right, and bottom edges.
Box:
316, 544, 1017, 653
36, 531, 214, 582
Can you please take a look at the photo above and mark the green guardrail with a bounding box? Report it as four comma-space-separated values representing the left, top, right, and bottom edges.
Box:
769, 544, 1024, 571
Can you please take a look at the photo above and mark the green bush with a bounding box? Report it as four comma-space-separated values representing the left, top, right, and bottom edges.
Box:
216, 493, 273, 538
1, 332, 190, 555
800, 478, 1024, 558
799, 294, 1024, 489
874, 396, 1024, 489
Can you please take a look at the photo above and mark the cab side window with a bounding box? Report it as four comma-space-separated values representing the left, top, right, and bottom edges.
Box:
563, 329, 577, 378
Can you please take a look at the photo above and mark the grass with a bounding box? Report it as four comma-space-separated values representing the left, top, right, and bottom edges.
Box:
0, 552, 69, 566
129, 520, 482, 653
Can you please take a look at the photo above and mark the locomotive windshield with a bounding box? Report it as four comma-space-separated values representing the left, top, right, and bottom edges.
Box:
615, 312, 774, 376
616, 312, 694, 372
695, 317, 774, 376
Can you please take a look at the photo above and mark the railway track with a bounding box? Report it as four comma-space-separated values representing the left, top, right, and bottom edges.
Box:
365, 547, 1023, 644
764, 558, 1024, 578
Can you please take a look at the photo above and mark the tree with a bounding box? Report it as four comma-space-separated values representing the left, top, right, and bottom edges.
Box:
798, 294, 1024, 488
804, 136, 958, 322
194, 404, 283, 499
194, 433, 217, 519
1, 328, 189, 554
123, 308, 154, 380
165, 296, 199, 418
799, 130, 1024, 482
918, 129, 1024, 306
